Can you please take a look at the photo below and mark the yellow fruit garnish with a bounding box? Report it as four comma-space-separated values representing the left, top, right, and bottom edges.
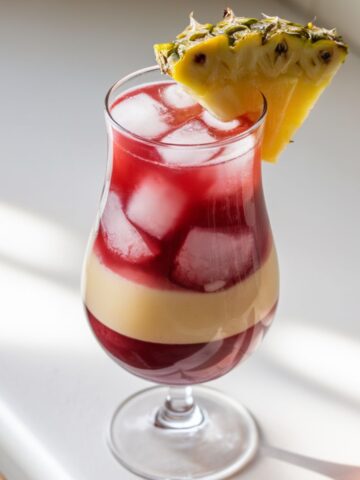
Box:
154, 10, 348, 162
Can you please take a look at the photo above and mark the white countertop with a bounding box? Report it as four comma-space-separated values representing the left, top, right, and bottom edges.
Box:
1, 0, 360, 478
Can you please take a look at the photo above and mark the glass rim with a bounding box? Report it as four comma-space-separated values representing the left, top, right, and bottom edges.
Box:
104, 65, 267, 150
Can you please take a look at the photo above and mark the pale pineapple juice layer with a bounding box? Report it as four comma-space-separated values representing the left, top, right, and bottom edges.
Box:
85, 245, 278, 344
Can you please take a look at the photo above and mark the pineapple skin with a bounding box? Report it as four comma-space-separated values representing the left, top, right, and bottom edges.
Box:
154, 12, 348, 162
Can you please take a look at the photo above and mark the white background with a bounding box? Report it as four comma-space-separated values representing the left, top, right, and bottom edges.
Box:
0, 0, 359, 478
288, 0, 360, 52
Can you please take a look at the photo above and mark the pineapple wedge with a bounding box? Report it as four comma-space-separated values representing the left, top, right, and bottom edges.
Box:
154, 10, 348, 162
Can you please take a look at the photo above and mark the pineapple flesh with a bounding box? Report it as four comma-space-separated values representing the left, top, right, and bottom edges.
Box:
154, 10, 348, 162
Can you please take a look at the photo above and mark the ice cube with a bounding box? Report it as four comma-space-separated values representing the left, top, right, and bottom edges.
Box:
203, 154, 253, 201
222, 133, 256, 160
126, 176, 187, 239
202, 133, 255, 199
172, 227, 255, 291
101, 191, 159, 262
204, 280, 227, 293
159, 120, 219, 165
162, 84, 198, 109
201, 110, 240, 131
111, 93, 169, 139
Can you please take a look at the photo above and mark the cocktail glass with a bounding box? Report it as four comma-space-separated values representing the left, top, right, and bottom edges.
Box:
82, 66, 279, 480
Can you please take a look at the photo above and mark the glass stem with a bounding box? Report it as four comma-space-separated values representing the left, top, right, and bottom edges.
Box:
155, 386, 205, 430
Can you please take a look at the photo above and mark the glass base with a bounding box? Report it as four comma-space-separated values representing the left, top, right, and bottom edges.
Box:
108, 385, 259, 480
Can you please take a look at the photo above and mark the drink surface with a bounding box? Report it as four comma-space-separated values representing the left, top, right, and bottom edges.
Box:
83, 81, 279, 384
112, 81, 254, 146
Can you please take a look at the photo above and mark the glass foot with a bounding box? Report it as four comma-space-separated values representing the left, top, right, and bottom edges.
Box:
108, 385, 259, 480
